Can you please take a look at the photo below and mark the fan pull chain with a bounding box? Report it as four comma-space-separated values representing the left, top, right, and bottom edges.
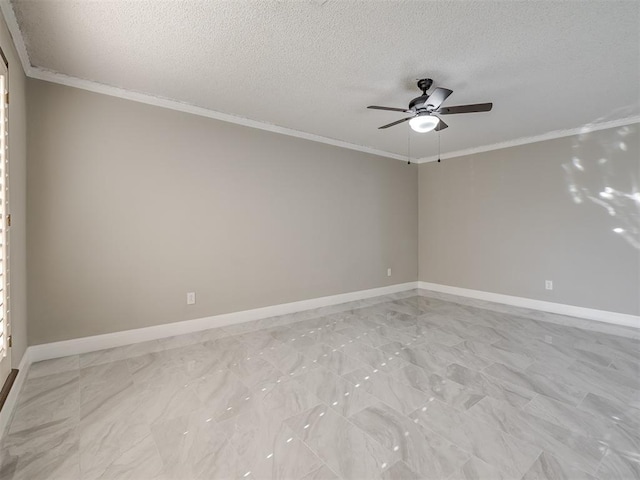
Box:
407, 128, 411, 165
437, 131, 441, 163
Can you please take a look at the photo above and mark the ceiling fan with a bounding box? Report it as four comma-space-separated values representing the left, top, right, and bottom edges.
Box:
368, 78, 493, 132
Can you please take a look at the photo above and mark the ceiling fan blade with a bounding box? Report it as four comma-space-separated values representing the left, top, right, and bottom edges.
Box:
435, 118, 448, 131
435, 103, 493, 115
368, 106, 410, 112
426, 88, 453, 110
378, 117, 413, 129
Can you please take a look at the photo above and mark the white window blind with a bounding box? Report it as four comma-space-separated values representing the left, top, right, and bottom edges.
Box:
0, 69, 8, 359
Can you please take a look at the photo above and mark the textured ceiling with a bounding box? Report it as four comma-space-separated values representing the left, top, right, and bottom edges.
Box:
8, 0, 640, 159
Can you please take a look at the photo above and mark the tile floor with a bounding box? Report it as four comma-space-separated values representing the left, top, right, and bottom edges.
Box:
1, 291, 639, 479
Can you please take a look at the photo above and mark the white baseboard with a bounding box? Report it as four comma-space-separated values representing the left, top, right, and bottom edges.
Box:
418, 281, 640, 329
0, 348, 31, 438
28, 282, 419, 363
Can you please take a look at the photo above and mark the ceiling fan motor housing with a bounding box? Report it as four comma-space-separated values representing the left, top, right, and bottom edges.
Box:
409, 79, 434, 111
417, 78, 433, 93
409, 95, 430, 111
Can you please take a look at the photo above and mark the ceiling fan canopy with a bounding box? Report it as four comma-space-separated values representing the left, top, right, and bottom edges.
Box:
367, 78, 493, 132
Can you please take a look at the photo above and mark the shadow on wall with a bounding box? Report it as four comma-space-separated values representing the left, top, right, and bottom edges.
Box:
563, 116, 639, 250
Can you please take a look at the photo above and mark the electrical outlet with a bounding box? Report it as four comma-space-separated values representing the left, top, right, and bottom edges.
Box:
387, 268, 392, 277
545, 280, 553, 290
187, 292, 196, 305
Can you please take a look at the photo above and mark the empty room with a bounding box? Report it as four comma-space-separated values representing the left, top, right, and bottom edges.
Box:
0, 1, 638, 479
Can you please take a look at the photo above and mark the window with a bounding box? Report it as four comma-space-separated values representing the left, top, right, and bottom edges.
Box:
0, 54, 9, 372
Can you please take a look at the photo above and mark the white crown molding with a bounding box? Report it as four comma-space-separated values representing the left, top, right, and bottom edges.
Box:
0, 348, 31, 440
28, 64, 640, 166
413, 116, 640, 164
418, 281, 640, 330
0, 0, 33, 76
28, 67, 409, 161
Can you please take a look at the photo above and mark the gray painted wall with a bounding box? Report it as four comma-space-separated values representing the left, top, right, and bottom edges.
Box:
0, 15, 27, 367
27, 79, 419, 345
24, 78, 640, 347
419, 125, 640, 315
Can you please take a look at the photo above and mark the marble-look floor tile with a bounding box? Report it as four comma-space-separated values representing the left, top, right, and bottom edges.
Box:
527, 359, 639, 407
380, 460, 423, 479
567, 359, 640, 402
286, 404, 398, 480
406, 324, 465, 347
78, 340, 160, 368
409, 398, 541, 478
191, 369, 250, 423
82, 433, 164, 480
0, 451, 18, 480
27, 356, 80, 379
374, 325, 425, 347
387, 298, 430, 316
521, 452, 598, 480
394, 364, 484, 411
335, 325, 396, 348
299, 368, 377, 417
151, 409, 241, 480
303, 343, 366, 375
217, 397, 324, 480
263, 344, 321, 378
445, 363, 534, 408
126, 349, 194, 385
608, 355, 640, 379
573, 336, 640, 365
578, 391, 640, 428
467, 397, 606, 474
229, 355, 285, 392
301, 464, 341, 480
340, 341, 409, 373
236, 330, 286, 351
6, 292, 640, 480
597, 448, 640, 480
2, 416, 79, 459
455, 340, 534, 370
307, 329, 356, 350
255, 374, 322, 421
483, 362, 587, 406
238, 423, 324, 480
274, 330, 320, 350
379, 341, 449, 373
349, 402, 469, 479
421, 316, 505, 345
343, 367, 429, 415
9, 371, 80, 433
455, 456, 510, 480
80, 377, 141, 429
420, 341, 493, 371
524, 394, 639, 456
384, 310, 419, 330
79, 416, 152, 480
191, 337, 250, 375
11, 449, 81, 480
79, 359, 133, 387
217, 404, 292, 462
492, 338, 581, 371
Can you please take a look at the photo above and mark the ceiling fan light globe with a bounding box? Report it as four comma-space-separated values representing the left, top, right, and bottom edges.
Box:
409, 115, 439, 133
